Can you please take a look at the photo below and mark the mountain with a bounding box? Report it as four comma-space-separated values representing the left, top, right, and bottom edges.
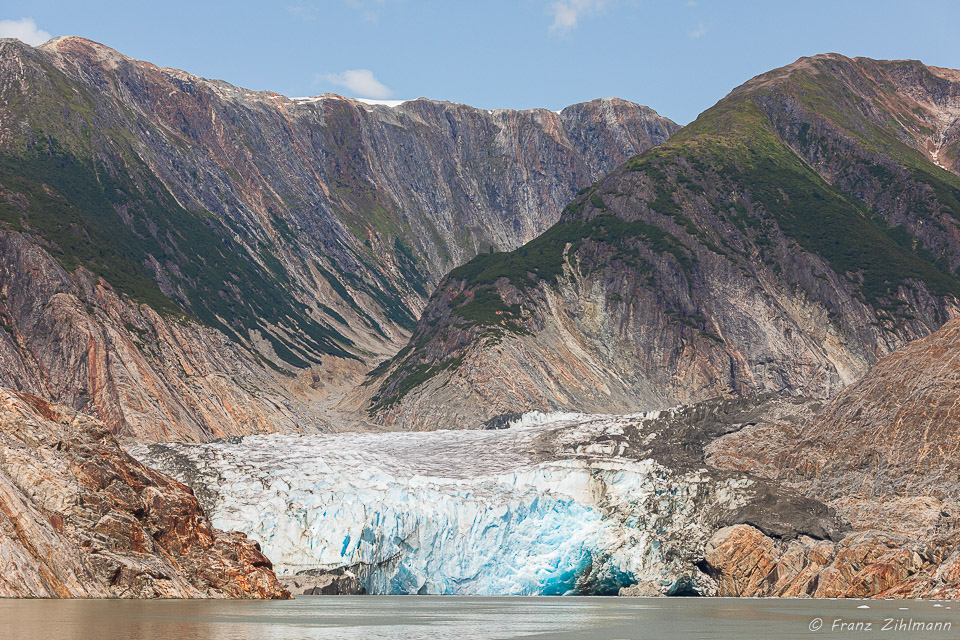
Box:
709, 316, 960, 535
0, 36, 676, 440
703, 317, 960, 598
7, 38, 960, 602
0, 387, 288, 598
368, 54, 960, 430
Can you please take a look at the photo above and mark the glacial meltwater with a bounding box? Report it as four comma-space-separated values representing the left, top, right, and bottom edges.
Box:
2, 597, 956, 640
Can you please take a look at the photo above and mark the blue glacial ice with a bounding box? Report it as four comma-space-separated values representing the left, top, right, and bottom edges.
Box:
134, 411, 751, 595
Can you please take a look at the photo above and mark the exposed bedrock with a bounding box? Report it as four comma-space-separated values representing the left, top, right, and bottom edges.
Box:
702, 319, 960, 597
0, 35, 676, 441
0, 387, 289, 598
368, 54, 960, 431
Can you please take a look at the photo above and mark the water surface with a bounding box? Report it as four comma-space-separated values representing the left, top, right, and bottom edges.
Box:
2, 596, 956, 639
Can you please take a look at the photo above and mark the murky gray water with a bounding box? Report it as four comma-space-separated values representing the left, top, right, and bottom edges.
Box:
1, 596, 956, 639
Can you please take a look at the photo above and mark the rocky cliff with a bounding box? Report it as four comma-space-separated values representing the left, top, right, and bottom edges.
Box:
0, 387, 289, 598
0, 36, 676, 440
369, 54, 960, 429
791, 317, 960, 504
700, 524, 960, 599
708, 316, 960, 538
698, 318, 960, 598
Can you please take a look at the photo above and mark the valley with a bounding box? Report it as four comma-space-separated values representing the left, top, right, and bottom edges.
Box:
1, 33, 959, 603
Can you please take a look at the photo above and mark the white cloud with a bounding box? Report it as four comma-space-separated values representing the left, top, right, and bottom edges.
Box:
346, 0, 392, 23
321, 69, 393, 99
0, 18, 51, 46
689, 22, 708, 38
548, 0, 606, 35
286, 3, 319, 21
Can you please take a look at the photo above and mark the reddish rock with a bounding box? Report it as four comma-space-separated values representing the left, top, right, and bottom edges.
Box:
0, 388, 289, 598
703, 525, 778, 596
0, 36, 676, 442
703, 319, 960, 599
845, 549, 923, 598
702, 525, 960, 599
812, 567, 850, 598
936, 550, 960, 584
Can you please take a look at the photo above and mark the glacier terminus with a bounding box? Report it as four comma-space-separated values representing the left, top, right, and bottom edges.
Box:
133, 398, 839, 596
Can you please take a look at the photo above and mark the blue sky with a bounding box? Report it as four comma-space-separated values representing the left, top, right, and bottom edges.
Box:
3, 1, 960, 124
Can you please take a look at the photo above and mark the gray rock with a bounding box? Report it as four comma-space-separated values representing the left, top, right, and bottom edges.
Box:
0, 36, 676, 441
280, 568, 366, 596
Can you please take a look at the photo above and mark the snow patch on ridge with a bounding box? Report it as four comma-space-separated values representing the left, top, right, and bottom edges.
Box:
354, 97, 409, 108
288, 96, 410, 108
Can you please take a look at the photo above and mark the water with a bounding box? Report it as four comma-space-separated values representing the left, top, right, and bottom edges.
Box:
1, 596, 956, 639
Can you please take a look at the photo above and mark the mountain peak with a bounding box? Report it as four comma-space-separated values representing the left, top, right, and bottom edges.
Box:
39, 35, 128, 65
0, 36, 676, 440
366, 54, 960, 430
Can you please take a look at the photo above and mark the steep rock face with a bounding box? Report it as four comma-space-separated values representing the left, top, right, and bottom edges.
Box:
369, 54, 960, 429
0, 35, 676, 439
792, 316, 960, 501
701, 320, 960, 598
0, 230, 332, 441
702, 525, 960, 599
0, 387, 289, 598
708, 316, 960, 536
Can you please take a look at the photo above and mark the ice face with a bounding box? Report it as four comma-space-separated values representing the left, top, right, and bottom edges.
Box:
308, 465, 610, 595
133, 411, 730, 595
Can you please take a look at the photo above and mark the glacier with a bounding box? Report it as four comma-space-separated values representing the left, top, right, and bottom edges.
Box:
133, 401, 835, 596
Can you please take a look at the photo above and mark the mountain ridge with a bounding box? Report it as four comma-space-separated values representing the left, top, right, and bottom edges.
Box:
0, 35, 676, 440
366, 52, 960, 430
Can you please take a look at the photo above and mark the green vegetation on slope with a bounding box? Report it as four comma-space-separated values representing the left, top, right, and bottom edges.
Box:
729, 143, 960, 303
0, 139, 356, 367
369, 209, 698, 410
374, 57, 960, 410
449, 213, 692, 291
632, 90, 960, 305
369, 354, 464, 411
0, 142, 180, 314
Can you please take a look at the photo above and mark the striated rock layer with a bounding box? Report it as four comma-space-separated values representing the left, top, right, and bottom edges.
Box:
708, 318, 960, 533
702, 525, 960, 599
0, 230, 330, 441
792, 316, 960, 503
0, 35, 676, 441
700, 319, 960, 597
369, 54, 960, 430
0, 387, 289, 598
